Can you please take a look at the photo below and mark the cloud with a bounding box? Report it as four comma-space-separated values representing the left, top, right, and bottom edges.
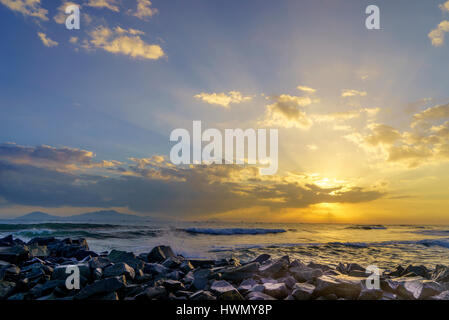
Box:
346, 102, 449, 167
297, 85, 316, 93
412, 103, 449, 127
134, 0, 158, 20
37, 32, 58, 47
341, 89, 367, 98
0, 0, 48, 20
0, 144, 384, 216
84, 26, 165, 60
194, 91, 253, 108
440, 1, 449, 12
312, 108, 379, 123
86, 0, 119, 12
429, 20, 449, 47
54, 1, 79, 24
261, 94, 314, 129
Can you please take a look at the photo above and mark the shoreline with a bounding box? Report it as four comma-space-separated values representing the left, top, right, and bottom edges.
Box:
1, 234, 449, 300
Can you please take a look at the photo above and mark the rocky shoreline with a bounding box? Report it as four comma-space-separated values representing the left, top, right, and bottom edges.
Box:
1, 234, 449, 300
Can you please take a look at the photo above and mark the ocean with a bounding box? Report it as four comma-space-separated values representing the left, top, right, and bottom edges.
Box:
2, 221, 449, 272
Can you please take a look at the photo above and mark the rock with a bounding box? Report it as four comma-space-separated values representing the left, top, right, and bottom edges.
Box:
248, 284, 265, 293
290, 267, 323, 282
262, 282, 288, 299
0, 235, 15, 246
292, 283, 315, 300
247, 291, 276, 300
89, 257, 112, 269
278, 275, 296, 289
358, 288, 383, 300
147, 246, 175, 263
1, 264, 20, 282
388, 265, 405, 277
99, 292, 119, 300
211, 280, 244, 300
259, 257, 289, 278
394, 277, 443, 300
314, 275, 363, 300
403, 265, 429, 279
135, 286, 168, 300
108, 250, 144, 271
103, 263, 135, 280
189, 259, 216, 268
381, 291, 398, 300
179, 261, 194, 273
28, 244, 50, 258
75, 276, 126, 300
251, 254, 271, 264
307, 262, 332, 272
27, 237, 58, 246
143, 263, 169, 277
190, 290, 216, 300
237, 278, 258, 294
192, 269, 212, 290
290, 259, 307, 269
430, 290, 449, 300
162, 280, 185, 292
93, 268, 103, 281
0, 245, 30, 264
166, 270, 183, 281
336, 263, 366, 277
222, 262, 259, 281
0, 281, 16, 299
431, 265, 449, 283
29, 280, 64, 299
162, 256, 182, 269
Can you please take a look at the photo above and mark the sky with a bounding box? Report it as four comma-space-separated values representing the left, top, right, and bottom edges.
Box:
1, 0, 449, 224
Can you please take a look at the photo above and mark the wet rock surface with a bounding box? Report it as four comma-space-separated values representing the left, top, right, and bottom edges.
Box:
1, 234, 449, 300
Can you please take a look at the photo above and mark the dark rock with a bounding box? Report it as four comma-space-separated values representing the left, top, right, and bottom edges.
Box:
27, 237, 58, 246
179, 260, 194, 273
388, 265, 405, 277
147, 246, 175, 263
99, 292, 119, 300
431, 265, 449, 283
314, 275, 363, 300
290, 267, 323, 282
189, 259, 215, 269
0, 235, 15, 246
143, 263, 169, 277
28, 244, 50, 258
237, 278, 258, 294
289, 259, 307, 269
189, 290, 216, 300
358, 288, 383, 300
210, 280, 244, 300
103, 263, 135, 280
29, 280, 64, 299
292, 283, 315, 300
307, 262, 332, 272
0, 245, 30, 264
162, 256, 182, 269
403, 265, 429, 279
75, 276, 127, 300
134, 286, 168, 300
222, 262, 259, 281
89, 256, 112, 269
252, 254, 271, 264
259, 257, 289, 278
192, 268, 212, 290
430, 290, 449, 300
278, 275, 296, 289
93, 268, 103, 280
247, 291, 276, 300
162, 279, 185, 292
262, 282, 288, 299
336, 263, 366, 277
52, 263, 91, 281
108, 250, 144, 271
0, 281, 16, 299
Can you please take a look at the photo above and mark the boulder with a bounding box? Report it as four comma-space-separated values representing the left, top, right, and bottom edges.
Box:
237, 278, 258, 294
144, 263, 170, 277
162, 279, 185, 292
179, 261, 194, 273
89, 257, 112, 269
189, 259, 216, 269
247, 291, 276, 300
28, 244, 50, 258
211, 280, 239, 296
29, 280, 64, 299
0, 245, 30, 264
75, 276, 127, 300
430, 290, 449, 300
292, 283, 315, 300
189, 290, 216, 300
135, 286, 168, 300
103, 263, 135, 280
162, 256, 182, 269
0, 281, 16, 300
262, 282, 288, 299
222, 262, 259, 281
147, 246, 175, 263
358, 288, 383, 300
192, 268, 212, 290
431, 265, 449, 283
259, 257, 289, 278
394, 277, 443, 300
290, 266, 323, 282
108, 250, 144, 271
314, 275, 363, 300
52, 263, 91, 281
251, 254, 271, 264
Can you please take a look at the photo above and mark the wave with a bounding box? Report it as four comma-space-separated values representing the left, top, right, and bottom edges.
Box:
345, 225, 387, 230
183, 228, 287, 235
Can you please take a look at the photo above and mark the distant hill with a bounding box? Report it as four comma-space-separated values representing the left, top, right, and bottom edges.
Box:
9, 210, 145, 223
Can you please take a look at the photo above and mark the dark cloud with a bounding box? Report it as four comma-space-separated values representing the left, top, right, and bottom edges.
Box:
0, 143, 385, 217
